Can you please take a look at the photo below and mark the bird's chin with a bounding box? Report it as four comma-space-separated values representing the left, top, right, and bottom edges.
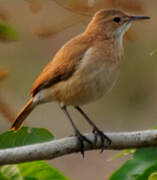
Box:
115, 23, 131, 47
116, 22, 131, 37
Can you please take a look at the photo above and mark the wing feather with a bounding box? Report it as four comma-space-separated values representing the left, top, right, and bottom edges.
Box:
30, 34, 92, 96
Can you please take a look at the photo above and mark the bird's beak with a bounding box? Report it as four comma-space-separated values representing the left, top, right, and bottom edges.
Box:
129, 15, 150, 21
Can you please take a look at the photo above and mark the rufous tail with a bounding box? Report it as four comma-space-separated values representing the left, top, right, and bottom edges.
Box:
10, 98, 35, 131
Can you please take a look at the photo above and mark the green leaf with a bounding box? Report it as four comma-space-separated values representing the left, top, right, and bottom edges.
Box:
0, 23, 18, 42
138, 163, 157, 180
0, 161, 70, 180
150, 49, 157, 56
108, 149, 135, 161
0, 172, 4, 179
109, 148, 157, 180
0, 127, 54, 149
24, 177, 38, 180
0, 165, 21, 180
19, 161, 69, 180
149, 172, 157, 180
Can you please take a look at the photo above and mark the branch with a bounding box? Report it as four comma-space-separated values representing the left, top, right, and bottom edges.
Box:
0, 130, 157, 165
0, 96, 15, 122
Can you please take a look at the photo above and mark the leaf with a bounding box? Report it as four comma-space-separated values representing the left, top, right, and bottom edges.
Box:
109, 148, 157, 180
0, 165, 22, 180
19, 161, 69, 180
150, 50, 157, 56
0, 128, 69, 179
149, 172, 157, 180
108, 149, 135, 161
0, 23, 18, 42
24, 177, 38, 180
0, 172, 4, 179
138, 163, 157, 180
0, 127, 54, 149
0, 161, 70, 180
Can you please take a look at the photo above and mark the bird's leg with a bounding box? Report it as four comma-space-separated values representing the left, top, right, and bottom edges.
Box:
61, 105, 92, 157
74, 106, 111, 152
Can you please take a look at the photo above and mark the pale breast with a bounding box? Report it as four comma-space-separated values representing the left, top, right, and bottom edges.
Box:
47, 46, 121, 105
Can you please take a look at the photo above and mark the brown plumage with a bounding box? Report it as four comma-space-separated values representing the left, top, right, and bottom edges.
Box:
11, 98, 34, 131
31, 34, 92, 96
10, 9, 149, 154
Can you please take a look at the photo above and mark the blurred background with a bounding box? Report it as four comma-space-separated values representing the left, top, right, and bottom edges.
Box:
0, 0, 156, 179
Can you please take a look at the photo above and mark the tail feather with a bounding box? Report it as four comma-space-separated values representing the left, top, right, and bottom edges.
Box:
10, 98, 35, 131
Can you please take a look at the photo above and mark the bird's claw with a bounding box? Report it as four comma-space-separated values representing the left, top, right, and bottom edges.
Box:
93, 127, 111, 152
75, 130, 93, 157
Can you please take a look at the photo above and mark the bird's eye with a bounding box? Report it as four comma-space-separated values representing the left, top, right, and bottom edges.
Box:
113, 17, 121, 23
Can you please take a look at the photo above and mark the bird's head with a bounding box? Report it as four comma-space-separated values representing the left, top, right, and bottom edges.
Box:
86, 9, 150, 39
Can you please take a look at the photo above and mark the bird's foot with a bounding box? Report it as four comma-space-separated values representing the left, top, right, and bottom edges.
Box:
75, 130, 92, 158
93, 127, 111, 152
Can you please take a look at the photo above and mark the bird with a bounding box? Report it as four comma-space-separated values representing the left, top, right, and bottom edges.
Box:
10, 9, 150, 156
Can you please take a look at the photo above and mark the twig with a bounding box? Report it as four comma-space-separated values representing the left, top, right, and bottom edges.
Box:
0, 96, 15, 122
0, 130, 157, 165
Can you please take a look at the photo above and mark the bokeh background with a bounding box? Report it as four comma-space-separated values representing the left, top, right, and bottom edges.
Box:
0, 0, 156, 179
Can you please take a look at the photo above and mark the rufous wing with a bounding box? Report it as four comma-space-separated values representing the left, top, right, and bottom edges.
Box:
31, 34, 91, 97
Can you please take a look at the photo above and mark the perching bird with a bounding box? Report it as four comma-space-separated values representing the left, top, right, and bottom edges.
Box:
11, 9, 149, 156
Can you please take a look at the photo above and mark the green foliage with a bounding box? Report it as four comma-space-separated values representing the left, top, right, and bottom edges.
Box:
109, 149, 135, 161
109, 148, 157, 180
149, 172, 157, 180
0, 127, 54, 149
0, 161, 69, 180
0, 127, 70, 180
150, 49, 157, 56
0, 23, 18, 42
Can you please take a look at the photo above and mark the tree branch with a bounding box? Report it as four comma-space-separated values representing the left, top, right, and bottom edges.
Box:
0, 130, 157, 165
